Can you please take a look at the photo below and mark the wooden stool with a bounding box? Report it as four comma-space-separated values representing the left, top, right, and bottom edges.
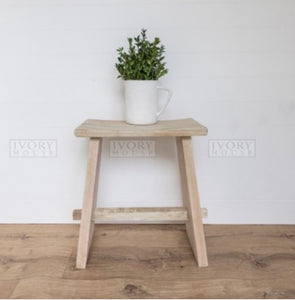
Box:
73, 118, 208, 269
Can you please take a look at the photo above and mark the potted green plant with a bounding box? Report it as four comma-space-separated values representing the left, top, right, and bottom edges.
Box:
116, 29, 172, 125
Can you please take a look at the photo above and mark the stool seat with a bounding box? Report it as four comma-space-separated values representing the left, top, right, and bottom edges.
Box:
74, 118, 208, 137
73, 118, 209, 269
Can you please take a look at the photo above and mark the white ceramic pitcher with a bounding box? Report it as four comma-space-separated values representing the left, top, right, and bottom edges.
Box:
124, 80, 172, 125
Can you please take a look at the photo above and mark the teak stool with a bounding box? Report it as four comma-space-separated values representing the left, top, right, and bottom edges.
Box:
73, 118, 208, 269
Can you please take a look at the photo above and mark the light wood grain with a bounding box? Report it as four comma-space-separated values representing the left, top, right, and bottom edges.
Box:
1, 224, 295, 298
176, 136, 208, 267
0, 280, 19, 299
73, 207, 208, 223
76, 138, 102, 269
74, 118, 208, 138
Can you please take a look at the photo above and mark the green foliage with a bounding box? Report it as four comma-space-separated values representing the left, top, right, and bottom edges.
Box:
115, 29, 168, 80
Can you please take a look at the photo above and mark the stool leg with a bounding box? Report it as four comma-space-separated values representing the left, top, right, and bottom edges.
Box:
76, 138, 103, 269
176, 136, 208, 267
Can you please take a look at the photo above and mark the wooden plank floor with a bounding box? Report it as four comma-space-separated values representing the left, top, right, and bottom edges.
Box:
0, 224, 295, 299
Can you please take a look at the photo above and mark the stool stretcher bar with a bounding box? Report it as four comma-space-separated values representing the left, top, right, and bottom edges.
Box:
73, 207, 208, 223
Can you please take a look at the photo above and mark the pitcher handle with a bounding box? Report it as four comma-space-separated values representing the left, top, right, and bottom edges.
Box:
156, 86, 173, 118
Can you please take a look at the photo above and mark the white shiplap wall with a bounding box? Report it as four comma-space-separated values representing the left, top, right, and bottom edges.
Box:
0, 0, 295, 223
